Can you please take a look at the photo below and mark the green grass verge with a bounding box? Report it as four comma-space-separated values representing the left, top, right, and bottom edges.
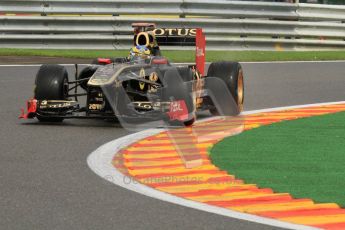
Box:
1, 48, 345, 62
210, 112, 345, 207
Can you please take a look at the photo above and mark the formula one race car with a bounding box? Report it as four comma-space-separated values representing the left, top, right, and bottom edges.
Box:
20, 23, 244, 127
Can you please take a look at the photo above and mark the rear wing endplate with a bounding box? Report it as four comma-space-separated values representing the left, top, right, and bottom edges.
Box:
195, 28, 206, 76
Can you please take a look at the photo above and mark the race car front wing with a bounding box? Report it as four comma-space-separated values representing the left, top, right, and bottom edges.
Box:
19, 98, 190, 123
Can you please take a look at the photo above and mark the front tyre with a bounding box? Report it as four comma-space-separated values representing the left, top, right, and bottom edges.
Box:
34, 64, 69, 122
78, 65, 98, 90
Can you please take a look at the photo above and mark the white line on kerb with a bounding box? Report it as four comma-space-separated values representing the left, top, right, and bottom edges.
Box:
87, 101, 345, 230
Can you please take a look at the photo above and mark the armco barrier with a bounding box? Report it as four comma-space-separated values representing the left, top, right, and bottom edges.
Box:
0, 0, 344, 50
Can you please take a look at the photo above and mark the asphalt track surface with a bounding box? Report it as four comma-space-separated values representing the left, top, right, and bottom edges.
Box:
1, 61, 345, 230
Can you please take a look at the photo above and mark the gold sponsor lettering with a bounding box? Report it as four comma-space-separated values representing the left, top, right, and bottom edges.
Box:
139, 68, 146, 90
148, 72, 159, 93
89, 104, 103, 110
149, 72, 158, 82
44, 102, 72, 109
133, 102, 153, 110
52, 103, 70, 108
166, 28, 175, 36
177, 28, 189, 36
189, 28, 197, 36
152, 28, 196, 37
153, 28, 165, 36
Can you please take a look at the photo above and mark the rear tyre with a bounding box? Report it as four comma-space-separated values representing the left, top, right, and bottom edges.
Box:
207, 61, 244, 115
34, 64, 69, 122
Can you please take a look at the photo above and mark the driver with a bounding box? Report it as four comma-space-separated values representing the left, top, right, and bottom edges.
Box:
128, 45, 152, 62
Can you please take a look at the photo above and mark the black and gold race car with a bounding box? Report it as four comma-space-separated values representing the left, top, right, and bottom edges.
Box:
20, 23, 244, 127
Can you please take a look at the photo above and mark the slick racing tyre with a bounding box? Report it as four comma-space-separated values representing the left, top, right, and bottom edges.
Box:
78, 65, 98, 90
207, 61, 244, 115
163, 68, 195, 126
34, 64, 69, 122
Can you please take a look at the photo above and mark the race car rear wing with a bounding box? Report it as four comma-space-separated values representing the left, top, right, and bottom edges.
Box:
132, 23, 206, 75
153, 27, 206, 75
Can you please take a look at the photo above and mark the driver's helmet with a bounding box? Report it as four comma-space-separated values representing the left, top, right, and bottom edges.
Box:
129, 45, 151, 62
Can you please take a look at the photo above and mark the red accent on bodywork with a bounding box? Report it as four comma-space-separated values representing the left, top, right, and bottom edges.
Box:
152, 58, 168, 65
19, 98, 37, 119
167, 100, 189, 121
195, 28, 206, 76
97, 58, 112, 64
